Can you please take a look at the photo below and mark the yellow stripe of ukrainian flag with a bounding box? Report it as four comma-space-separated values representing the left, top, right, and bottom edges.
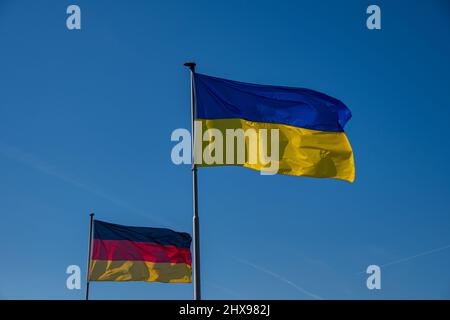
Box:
197, 118, 355, 182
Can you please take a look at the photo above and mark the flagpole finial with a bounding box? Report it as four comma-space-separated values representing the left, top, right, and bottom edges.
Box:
184, 62, 196, 71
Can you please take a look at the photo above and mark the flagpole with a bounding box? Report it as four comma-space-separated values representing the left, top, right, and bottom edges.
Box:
184, 61, 201, 300
85, 212, 94, 300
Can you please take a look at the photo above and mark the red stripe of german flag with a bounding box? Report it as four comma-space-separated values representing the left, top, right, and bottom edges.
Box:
92, 239, 192, 264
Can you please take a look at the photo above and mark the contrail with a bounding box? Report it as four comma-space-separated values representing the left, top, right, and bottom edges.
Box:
380, 244, 450, 268
0, 142, 173, 226
208, 282, 244, 299
358, 244, 450, 274
237, 258, 323, 300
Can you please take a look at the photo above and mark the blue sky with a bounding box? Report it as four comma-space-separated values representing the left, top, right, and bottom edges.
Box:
0, 0, 449, 299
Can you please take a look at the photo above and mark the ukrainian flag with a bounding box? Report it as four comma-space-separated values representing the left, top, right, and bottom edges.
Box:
194, 73, 355, 182
89, 220, 192, 283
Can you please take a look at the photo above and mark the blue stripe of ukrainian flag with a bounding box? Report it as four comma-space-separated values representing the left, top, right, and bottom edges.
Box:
194, 73, 355, 182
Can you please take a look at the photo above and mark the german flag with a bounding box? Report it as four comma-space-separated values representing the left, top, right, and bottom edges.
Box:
88, 220, 192, 283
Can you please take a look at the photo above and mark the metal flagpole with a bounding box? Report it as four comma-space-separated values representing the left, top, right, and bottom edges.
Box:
184, 62, 201, 300
85, 212, 94, 300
